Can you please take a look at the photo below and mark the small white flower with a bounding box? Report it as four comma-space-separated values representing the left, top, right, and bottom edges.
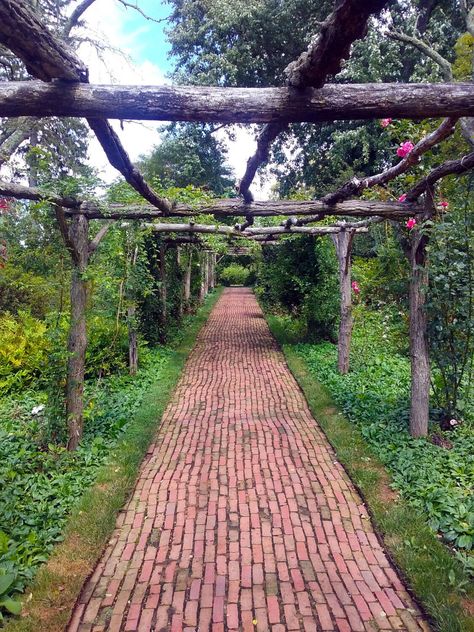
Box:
31, 404, 45, 415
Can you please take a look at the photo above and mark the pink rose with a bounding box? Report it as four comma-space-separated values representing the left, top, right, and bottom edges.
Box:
406, 217, 417, 230
439, 200, 449, 209
380, 118, 393, 128
397, 141, 415, 158
398, 193, 407, 202
351, 281, 360, 294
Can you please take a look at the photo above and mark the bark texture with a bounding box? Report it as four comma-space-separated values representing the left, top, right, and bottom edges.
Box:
409, 224, 430, 437
2, 82, 472, 123
333, 230, 354, 375
184, 249, 193, 309
239, 0, 389, 202
65, 214, 89, 450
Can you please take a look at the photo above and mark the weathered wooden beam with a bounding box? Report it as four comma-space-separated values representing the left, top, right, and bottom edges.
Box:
239, 0, 389, 202
407, 150, 474, 200
2, 82, 474, 122
144, 222, 369, 238
0, 178, 424, 218
322, 117, 458, 206
75, 199, 422, 220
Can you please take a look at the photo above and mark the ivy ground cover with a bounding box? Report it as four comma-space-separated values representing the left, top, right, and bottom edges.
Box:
291, 332, 474, 575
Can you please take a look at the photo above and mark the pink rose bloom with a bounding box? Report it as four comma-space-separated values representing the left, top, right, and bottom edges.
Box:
398, 193, 407, 202
397, 141, 415, 158
380, 118, 393, 128
406, 217, 417, 230
351, 281, 360, 294
439, 200, 449, 209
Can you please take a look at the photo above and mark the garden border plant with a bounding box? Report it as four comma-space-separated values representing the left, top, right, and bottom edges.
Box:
265, 312, 474, 632
1, 288, 222, 632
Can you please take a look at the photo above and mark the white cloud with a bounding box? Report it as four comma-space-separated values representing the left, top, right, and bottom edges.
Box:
74, 0, 166, 182
218, 126, 276, 200
72, 0, 276, 198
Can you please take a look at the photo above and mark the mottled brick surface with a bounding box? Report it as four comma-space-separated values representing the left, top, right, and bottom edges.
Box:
68, 288, 429, 632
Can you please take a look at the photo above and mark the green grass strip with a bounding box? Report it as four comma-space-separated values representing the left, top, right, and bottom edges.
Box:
266, 315, 474, 632
3, 289, 222, 632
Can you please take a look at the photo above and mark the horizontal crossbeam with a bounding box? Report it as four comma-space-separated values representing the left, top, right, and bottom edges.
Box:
74, 199, 422, 219
1, 82, 473, 122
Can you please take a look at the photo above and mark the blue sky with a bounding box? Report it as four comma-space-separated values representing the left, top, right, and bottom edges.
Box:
114, 0, 174, 74
81, 0, 271, 197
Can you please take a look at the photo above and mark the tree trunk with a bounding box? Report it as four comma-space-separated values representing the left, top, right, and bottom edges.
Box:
66, 214, 89, 450
333, 230, 354, 374
208, 252, 215, 290
128, 304, 138, 376
200, 251, 209, 302
176, 247, 184, 319
159, 242, 167, 330
184, 248, 193, 309
127, 245, 139, 376
409, 225, 430, 437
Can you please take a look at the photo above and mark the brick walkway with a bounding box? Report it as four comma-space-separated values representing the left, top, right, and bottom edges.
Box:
68, 288, 429, 632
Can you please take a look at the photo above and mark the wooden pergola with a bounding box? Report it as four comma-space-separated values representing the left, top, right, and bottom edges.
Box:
0, 0, 473, 447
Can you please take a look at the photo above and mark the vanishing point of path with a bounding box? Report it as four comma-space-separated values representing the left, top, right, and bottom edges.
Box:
69, 288, 429, 632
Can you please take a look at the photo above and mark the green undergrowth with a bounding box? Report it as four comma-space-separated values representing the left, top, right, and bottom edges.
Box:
0, 288, 221, 632
267, 312, 474, 632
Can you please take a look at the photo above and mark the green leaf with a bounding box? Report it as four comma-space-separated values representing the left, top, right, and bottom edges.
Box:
0, 597, 22, 615
0, 575, 15, 597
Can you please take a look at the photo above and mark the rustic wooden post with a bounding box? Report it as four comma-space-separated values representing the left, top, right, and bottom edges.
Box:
408, 207, 432, 437
65, 213, 88, 450
184, 247, 193, 309
332, 229, 355, 374
127, 245, 139, 376
208, 251, 215, 290
55, 208, 112, 450
159, 242, 167, 329
176, 246, 184, 319
200, 250, 209, 302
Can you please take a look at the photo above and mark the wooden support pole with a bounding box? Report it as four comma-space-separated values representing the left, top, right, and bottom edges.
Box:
333, 230, 355, 375
65, 214, 89, 450
127, 245, 139, 376
184, 248, 193, 309
159, 242, 167, 332
408, 211, 431, 437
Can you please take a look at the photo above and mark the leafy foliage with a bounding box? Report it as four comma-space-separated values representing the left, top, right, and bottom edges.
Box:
291, 314, 474, 564
219, 263, 250, 286
0, 348, 170, 609
255, 236, 339, 342
0, 312, 48, 394
141, 123, 234, 195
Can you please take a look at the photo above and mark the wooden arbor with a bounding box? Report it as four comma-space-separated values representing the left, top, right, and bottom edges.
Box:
0, 0, 473, 445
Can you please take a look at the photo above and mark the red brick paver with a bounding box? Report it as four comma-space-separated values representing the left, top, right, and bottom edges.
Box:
68, 288, 429, 632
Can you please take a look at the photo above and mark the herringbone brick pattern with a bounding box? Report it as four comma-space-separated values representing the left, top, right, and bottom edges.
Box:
68, 288, 429, 632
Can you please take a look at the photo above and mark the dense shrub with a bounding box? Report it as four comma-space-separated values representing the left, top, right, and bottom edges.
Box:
0, 312, 48, 394
0, 268, 55, 319
0, 348, 169, 601
219, 264, 250, 286
256, 236, 339, 341
293, 330, 474, 563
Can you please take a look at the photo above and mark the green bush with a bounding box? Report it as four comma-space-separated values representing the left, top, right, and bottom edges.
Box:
86, 315, 129, 378
256, 236, 339, 341
219, 264, 250, 286
0, 268, 56, 319
294, 336, 474, 563
0, 312, 48, 394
